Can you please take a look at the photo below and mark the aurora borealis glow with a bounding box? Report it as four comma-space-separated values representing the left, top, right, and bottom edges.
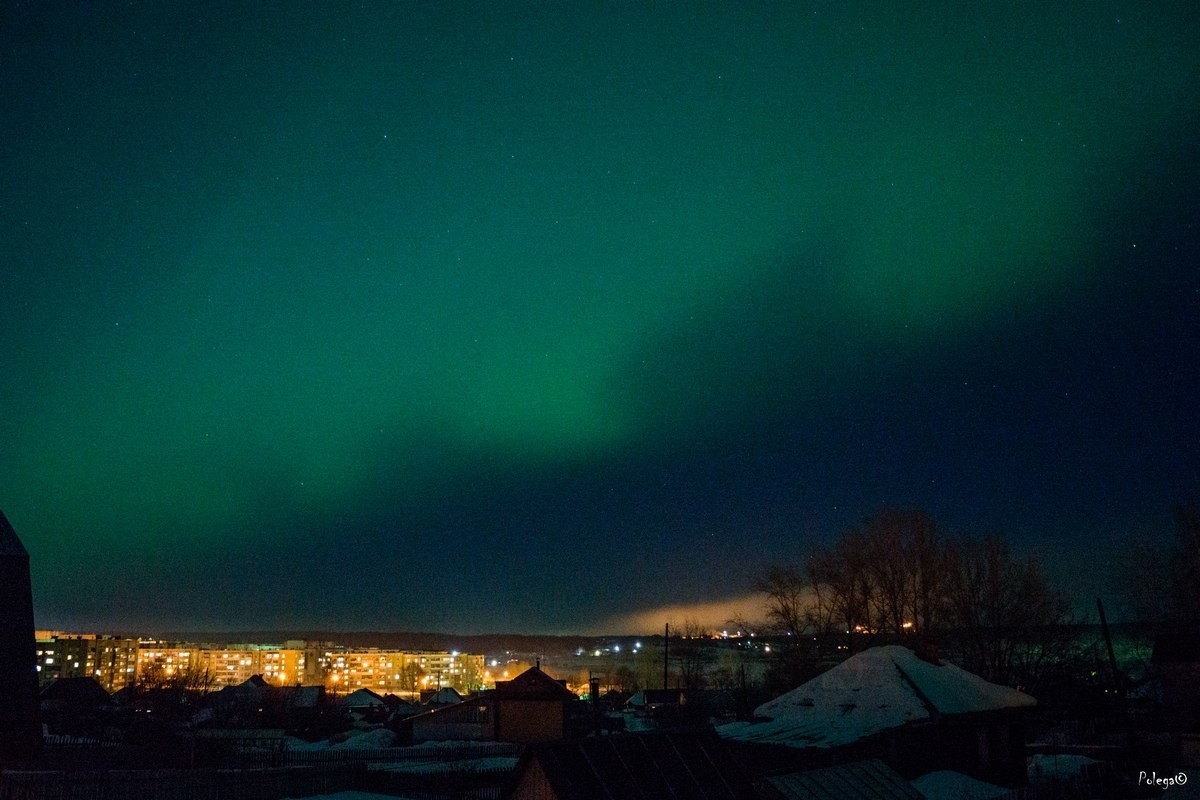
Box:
3, 3, 1198, 633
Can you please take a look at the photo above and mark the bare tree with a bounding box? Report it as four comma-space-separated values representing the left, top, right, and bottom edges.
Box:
670, 618, 712, 690
757, 509, 1078, 689
945, 534, 1072, 688
135, 662, 214, 695
857, 509, 952, 637
1120, 502, 1200, 630
808, 529, 878, 650
908, 512, 953, 635
753, 566, 809, 637
864, 513, 910, 636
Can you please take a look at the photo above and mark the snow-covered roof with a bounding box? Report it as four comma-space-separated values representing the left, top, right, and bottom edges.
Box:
719, 645, 1034, 749
341, 688, 387, 708
427, 686, 464, 704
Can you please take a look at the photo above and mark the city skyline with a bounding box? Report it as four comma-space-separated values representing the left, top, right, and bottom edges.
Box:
34, 629, 491, 697
3, 3, 1198, 633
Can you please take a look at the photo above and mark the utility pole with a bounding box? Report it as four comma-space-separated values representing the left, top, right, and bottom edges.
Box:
1096, 598, 1123, 698
663, 622, 669, 690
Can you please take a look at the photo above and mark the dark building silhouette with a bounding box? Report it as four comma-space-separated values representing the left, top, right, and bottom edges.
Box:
0, 509, 40, 762
491, 664, 580, 744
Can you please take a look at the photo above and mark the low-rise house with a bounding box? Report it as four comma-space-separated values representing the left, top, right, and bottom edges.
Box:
202, 675, 330, 732
340, 687, 389, 724
398, 697, 491, 744
626, 688, 684, 711
381, 693, 418, 721
209, 674, 270, 717
490, 665, 581, 744
39, 677, 112, 739
627, 688, 738, 732
719, 645, 1035, 786
422, 686, 465, 706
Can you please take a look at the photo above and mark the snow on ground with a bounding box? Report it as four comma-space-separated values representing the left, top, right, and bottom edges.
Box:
1026, 752, 1098, 781
330, 727, 395, 749
372, 755, 518, 774
284, 736, 329, 752
285, 727, 395, 751
912, 770, 1010, 800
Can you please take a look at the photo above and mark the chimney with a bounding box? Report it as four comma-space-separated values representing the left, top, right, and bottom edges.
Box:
913, 638, 943, 666
0, 510, 41, 763
590, 674, 602, 733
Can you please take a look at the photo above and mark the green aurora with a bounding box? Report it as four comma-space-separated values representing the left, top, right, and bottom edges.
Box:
2, 2, 1197, 631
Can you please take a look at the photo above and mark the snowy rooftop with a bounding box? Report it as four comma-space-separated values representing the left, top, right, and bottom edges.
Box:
719, 645, 1034, 749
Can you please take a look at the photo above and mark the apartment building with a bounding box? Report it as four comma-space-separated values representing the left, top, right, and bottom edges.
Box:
137, 643, 308, 688
34, 632, 139, 693
35, 633, 486, 697
319, 648, 485, 696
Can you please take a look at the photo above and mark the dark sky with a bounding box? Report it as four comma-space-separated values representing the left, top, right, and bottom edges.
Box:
3, 3, 1198, 634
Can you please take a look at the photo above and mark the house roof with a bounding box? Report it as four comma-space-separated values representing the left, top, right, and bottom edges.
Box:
40, 677, 111, 708
495, 666, 576, 701
509, 731, 758, 800
227, 674, 268, 695
762, 759, 924, 800
719, 645, 1034, 750
426, 686, 465, 705
626, 689, 683, 708
279, 684, 323, 708
407, 697, 490, 727
0, 510, 29, 558
342, 687, 388, 707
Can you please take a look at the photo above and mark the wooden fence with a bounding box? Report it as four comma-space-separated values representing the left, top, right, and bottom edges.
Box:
0, 763, 363, 800
1, 739, 521, 800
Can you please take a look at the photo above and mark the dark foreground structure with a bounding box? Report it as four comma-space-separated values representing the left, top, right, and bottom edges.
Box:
0, 509, 40, 762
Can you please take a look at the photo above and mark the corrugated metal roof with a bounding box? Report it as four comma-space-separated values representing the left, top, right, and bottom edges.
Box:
515, 731, 759, 800
764, 759, 925, 800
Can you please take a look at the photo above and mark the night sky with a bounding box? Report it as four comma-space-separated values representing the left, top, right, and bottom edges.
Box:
3, 3, 1198, 634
